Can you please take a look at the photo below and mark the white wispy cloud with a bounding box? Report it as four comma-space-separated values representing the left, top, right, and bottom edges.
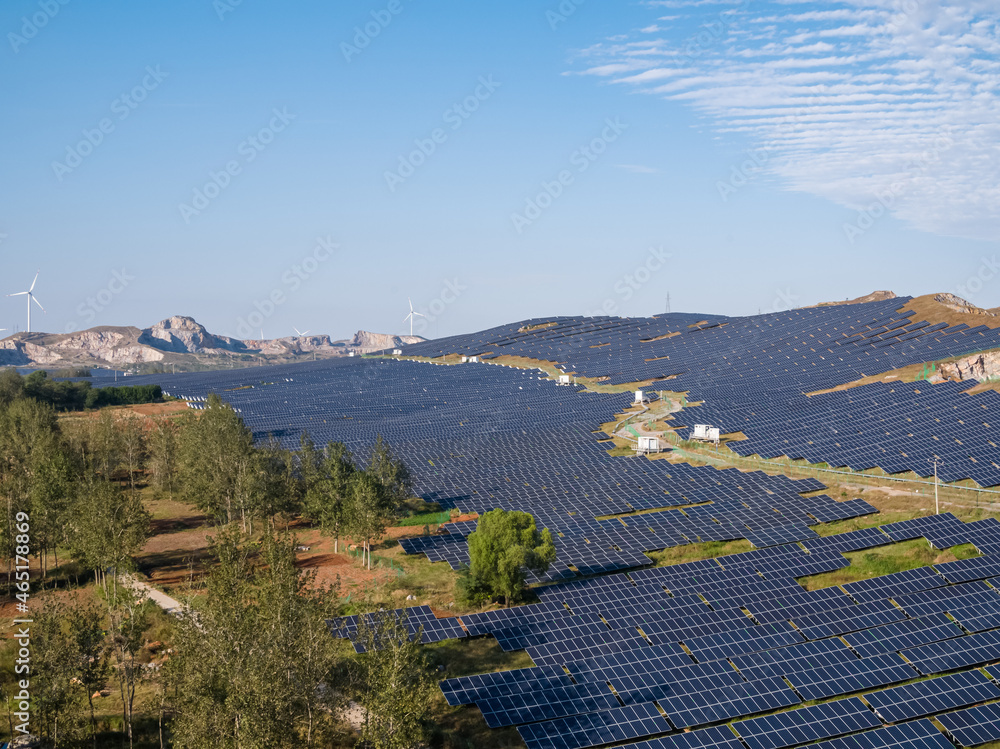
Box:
574, 0, 1000, 240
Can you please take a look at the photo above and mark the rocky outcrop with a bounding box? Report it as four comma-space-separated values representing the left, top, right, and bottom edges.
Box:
0, 318, 426, 369
936, 351, 1000, 383
139, 316, 248, 354
934, 293, 999, 317
348, 331, 423, 353
814, 290, 896, 308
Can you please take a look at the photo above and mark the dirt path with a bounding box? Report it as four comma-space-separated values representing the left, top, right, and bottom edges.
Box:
122, 574, 186, 616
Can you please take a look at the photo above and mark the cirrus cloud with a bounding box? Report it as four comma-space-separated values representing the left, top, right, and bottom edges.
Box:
574, 0, 1000, 240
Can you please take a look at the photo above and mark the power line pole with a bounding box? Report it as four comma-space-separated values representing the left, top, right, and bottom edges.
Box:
929, 456, 943, 515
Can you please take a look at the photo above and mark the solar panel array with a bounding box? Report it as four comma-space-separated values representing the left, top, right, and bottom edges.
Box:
394, 298, 1000, 486
432, 515, 1000, 748
126, 353, 885, 581
115, 298, 1000, 745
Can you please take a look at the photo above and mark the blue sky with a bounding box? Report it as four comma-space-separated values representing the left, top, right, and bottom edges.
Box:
1, 0, 997, 340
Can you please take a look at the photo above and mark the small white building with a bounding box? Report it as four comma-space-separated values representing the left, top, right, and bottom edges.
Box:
692, 424, 721, 445
392, 348, 402, 355
558, 374, 571, 385
636, 436, 661, 455
469, 355, 479, 363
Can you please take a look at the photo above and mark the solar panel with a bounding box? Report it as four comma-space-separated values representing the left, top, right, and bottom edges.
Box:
794, 599, 907, 639
516, 702, 672, 749
862, 669, 1000, 723
731, 638, 856, 680
732, 697, 882, 749
950, 601, 1000, 634
615, 725, 744, 749
784, 653, 918, 700
936, 555, 1000, 584
475, 680, 621, 728
804, 720, 955, 749
683, 622, 804, 662
902, 629, 1000, 674
657, 677, 800, 729
842, 566, 947, 604
843, 613, 965, 657
938, 702, 1000, 747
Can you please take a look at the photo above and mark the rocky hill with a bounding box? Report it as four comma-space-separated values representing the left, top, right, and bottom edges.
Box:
0, 316, 424, 370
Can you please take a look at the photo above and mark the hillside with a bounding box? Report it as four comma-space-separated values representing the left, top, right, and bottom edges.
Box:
0, 315, 424, 370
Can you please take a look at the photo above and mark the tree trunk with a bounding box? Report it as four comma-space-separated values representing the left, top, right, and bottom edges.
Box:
87, 692, 97, 749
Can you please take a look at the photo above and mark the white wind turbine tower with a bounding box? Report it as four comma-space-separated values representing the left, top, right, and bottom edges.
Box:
403, 297, 424, 337
7, 271, 44, 333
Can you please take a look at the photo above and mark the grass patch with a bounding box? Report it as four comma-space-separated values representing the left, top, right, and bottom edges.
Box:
396, 511, 452, 527
811, 512, 924, 537
424, 638, 534, 749
644, 539, 753, 569
800, 539, 976, 591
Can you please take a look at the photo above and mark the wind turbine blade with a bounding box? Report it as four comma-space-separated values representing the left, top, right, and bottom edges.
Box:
403, 313, 412, 322
32, 296, 45, 312
29, 272, 39, 292
408, 297, 414, 312
7, 292, 27, 297
413, 311, 426, 317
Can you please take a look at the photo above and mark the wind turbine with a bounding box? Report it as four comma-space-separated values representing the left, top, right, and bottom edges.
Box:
7, 272, 44, 333
293, 326, 310, 337
403, 297, 424, 337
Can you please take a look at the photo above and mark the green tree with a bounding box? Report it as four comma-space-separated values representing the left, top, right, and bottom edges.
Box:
345, 471, 393, 570
166, 529, 342, 748
147, 414, 181, 498
0, 368, 24, 407
465, 509, 557, 606
33, 603, 86, 748
177, 394, 258, 529
367, 434, 413, 512
107, 588, 151, 749
0, 398, 65, 583
28, 437, 74, 578
117, 412, 149, 494
256, 436, 302, 524
69, 480, 151, 597
89, 410, 124, 481
301, 436, 356, 552
68, 603, 111, 749
352, 609, 434, 749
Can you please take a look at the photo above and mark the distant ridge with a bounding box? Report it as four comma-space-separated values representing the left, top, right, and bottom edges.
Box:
0, 316, 424, 370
